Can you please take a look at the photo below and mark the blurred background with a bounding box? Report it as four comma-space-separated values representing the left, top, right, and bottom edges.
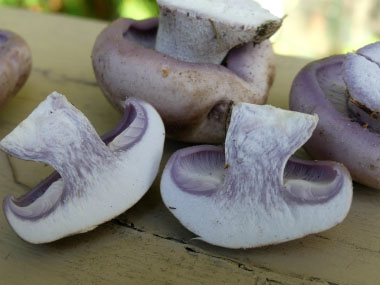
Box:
0, 0, 379, 58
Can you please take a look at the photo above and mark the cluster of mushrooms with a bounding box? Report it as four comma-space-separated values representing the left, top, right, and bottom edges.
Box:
0, 0, 378, 248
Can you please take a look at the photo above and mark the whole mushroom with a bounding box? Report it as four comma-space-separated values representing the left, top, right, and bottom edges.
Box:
161, 103, 353, 249
92, 0, 282, 143
0, 92, 165, 243
0, 29, 32, 107
290, 41, 380, 189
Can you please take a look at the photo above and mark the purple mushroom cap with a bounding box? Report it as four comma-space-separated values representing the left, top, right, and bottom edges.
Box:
0, 92, 165, 243
161, 103, 352, 249
290, 47, 380, 189
0, 29, 32, 108
91, 17, 276, 143
0, 33, 8, 45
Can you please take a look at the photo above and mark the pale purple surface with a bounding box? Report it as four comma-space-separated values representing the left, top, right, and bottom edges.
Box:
0, 32, 8, 46
101, 98, 147, 150
283, 157, 343, 204
170, 146, 342, 204
171, 145, 225, 196
122, 17, 264, 82
290, 55, 380, 189
357, 41, 380, 66
0, 29, 32, 108
123, 18, 158, 49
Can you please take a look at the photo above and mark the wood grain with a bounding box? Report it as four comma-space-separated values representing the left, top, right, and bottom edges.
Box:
0, 6, 379, 285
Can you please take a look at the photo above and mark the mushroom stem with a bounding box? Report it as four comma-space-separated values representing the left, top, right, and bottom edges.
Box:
342, 42, 380, 132
155, 0, 281, 64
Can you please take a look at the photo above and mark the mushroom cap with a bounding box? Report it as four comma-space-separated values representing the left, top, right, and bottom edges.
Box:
290, 55, 380, 189
0, 29, 32, 107
0, 92, 165, 243
91, 18, 275, 143
161, 103, 352, 249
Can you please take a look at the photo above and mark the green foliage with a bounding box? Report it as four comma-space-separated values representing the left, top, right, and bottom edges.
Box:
0, 0, 159, 20
119, 0, 159, 20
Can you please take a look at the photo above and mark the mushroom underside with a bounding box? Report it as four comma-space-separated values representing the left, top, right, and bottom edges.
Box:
302, 47, 380, 135
171, 147, 343, 203
315, 58, 349, 115
317, 56, 380, 131
290, 51, 380, 189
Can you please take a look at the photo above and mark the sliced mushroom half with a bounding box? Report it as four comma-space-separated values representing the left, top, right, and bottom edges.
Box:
1, 92, 165, 243
161, 103, 352, 249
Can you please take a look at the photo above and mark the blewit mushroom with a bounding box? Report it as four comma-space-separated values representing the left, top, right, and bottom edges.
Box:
0, 29, 32, 108
0, 92, 165, 244
91, 0, 281, 143
290, 41, 380, 189
160, 103, 352, 249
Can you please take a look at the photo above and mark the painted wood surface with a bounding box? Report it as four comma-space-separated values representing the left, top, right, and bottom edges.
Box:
0, 6, 379, 285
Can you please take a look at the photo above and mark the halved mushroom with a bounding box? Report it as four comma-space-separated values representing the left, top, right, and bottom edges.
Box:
161, 103, 352, 249
0, 29, 32, 107
290, 42, 380, 189
91, 0, 281, 143
0, 92, 165, 243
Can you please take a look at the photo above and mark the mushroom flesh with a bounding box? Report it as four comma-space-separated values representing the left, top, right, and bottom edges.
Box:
92, 0, 281, 143
290, 41, 380, 189
0, 92, 165, 243
0, 29, 32, 108
160, 103, 352, 249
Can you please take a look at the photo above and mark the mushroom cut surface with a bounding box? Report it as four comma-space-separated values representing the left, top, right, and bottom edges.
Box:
290, 41, 380, 189
161, 103, 352, 249
155, 0, 281, 64
0, 92, 165, 243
